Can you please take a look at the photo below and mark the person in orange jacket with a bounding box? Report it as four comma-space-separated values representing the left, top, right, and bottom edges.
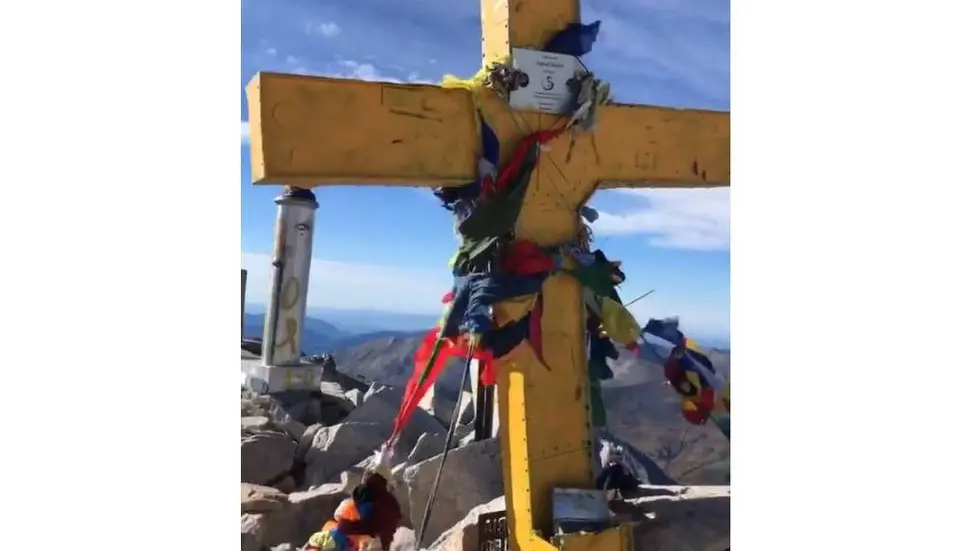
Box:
304, 498, 369, 551
334, 469, 403, 551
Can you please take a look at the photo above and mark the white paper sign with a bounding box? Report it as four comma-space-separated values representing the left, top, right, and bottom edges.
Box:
508, 48, 584, 114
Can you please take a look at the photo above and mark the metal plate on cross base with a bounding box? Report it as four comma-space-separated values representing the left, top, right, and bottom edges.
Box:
508, 48, 584, 114
553, 488, 612, 536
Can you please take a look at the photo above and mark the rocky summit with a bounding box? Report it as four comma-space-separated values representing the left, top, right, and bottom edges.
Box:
241, 347, 730, 551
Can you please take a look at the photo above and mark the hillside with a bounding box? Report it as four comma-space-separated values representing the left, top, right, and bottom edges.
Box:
242, 313, 347, 353
328, 332, 731, 484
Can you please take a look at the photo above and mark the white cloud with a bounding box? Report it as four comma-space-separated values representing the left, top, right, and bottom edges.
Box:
302, 21, 341, 38
240, 122, 249, 145
316, 22, 340, 37
339, 60, 389, 81
264, 57, 411, 83
592, 188, 729, 251
241, 252, 449, 314
332, 60, 436, 84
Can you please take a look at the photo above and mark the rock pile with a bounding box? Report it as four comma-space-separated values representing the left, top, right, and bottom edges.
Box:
426, 486, 730, 551
241, 367, 456, 550
241, 353, 729, 551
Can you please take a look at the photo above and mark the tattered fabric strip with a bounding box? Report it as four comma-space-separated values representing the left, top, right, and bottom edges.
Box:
390, 131, 567, 447
643, 317, 731, 429
544, 21, 602, 57
664, 348, 718, 426
390, 21, 627, 446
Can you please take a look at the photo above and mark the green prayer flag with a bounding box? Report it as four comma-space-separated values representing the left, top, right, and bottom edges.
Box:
457, 142, 539, 240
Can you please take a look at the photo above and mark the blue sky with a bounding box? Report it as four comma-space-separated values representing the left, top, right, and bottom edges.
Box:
241, 0, 730, 342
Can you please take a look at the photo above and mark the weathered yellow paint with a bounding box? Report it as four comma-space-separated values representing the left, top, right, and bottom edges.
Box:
592, 104, 729, 188
480, 0, 581, 65
246, 74, 479, 186
246, 73, 728, 190
245, 1, 730, 549
556, 525, 633, 551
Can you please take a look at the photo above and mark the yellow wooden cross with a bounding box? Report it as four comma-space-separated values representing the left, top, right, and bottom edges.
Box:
245, 1, 728, 549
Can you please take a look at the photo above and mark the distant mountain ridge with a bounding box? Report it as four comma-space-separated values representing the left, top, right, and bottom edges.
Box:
244, 304, 437, 334
326, 330, 730, 484
242, 313, 347, 353
244, 305, 729, 348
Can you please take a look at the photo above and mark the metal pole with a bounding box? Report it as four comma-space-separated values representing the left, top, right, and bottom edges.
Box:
471, 358, 499, 441
241, 269, 247, 341
261, 187, 319, 367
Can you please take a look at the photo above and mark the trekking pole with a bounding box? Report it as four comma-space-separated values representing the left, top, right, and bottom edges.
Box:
414, 345, 475, 549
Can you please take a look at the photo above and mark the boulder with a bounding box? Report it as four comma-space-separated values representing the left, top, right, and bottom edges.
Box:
425, 496, 506, 551
385, 431, 450, 519
241, 390, 270, 417
241, 483, 288, 514
452, 423, 475, 448
364, 382, 389, 400
296, 422, 323, 459
406, 431, 448, 466
242, 430, 297, 486
342, 386, 446, 463
345, 388, 365, 408
273, 476, 297, 494
303, 421, 388, 488
286, 397, 322, 425
321, 381, 354, 406
241, 416, 271, 433
265, 396, 307, 441
240, 481, 351, 549
626, 486, 730, 551
389, 527, 419, 551
318, 401, 351, 426
319, 381, 358, 425
404, 438, 503, 548
281, 483, 354, 544
421, 389, 473, 429
241, 513, 265, 551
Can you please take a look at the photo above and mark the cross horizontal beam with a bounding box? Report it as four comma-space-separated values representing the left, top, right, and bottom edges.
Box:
592, 103, 729, 188
246, 73, 479, 187
246, 72, 729, 190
